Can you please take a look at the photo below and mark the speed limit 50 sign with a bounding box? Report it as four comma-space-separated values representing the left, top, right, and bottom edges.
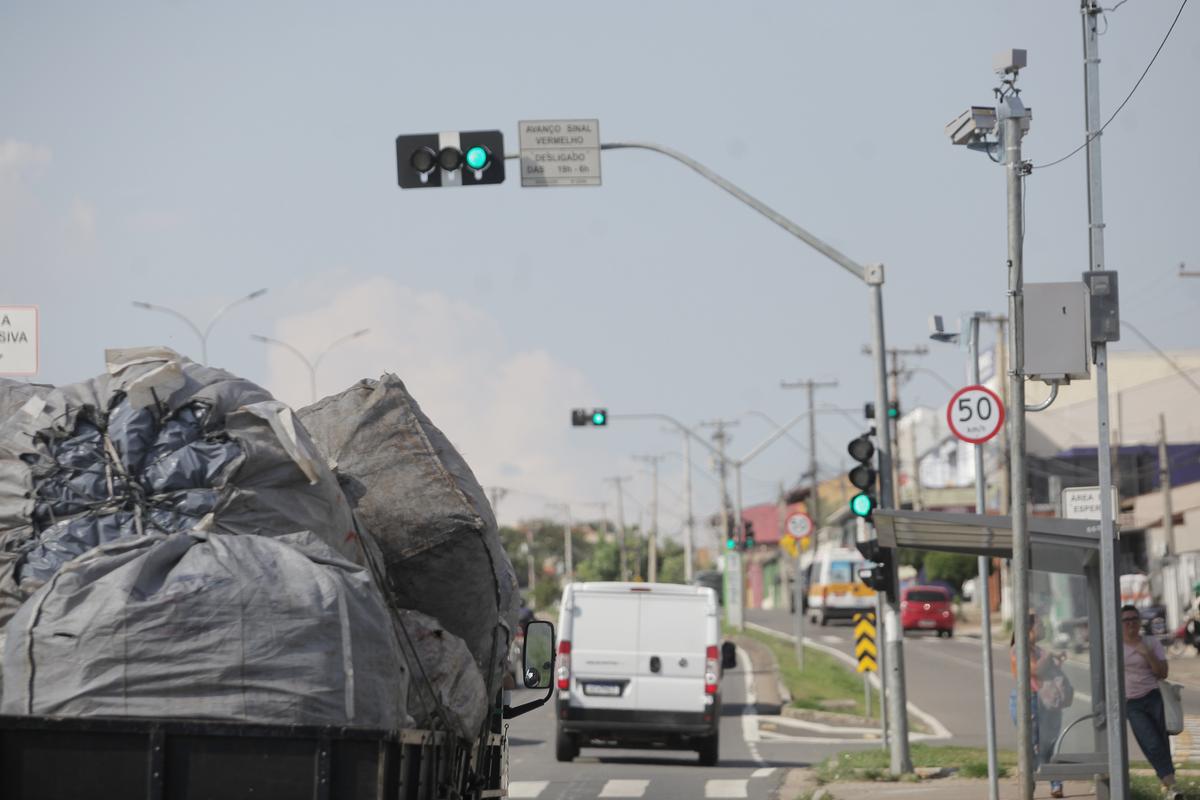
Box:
947, 384, 1005, 444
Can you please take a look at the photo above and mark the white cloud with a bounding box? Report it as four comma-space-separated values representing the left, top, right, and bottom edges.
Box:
263, 276, 607, 523
0, 139, 51, 173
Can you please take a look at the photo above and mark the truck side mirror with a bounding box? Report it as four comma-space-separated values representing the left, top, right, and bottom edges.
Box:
721, 641, 737, 670
522, 620, 555, 690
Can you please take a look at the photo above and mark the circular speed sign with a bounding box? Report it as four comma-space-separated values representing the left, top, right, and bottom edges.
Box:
786, 512, 813, 539
947, 384, 1005, 444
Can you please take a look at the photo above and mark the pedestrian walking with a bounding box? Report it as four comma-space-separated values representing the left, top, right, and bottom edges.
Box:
1010, 613, 1067, 798
1122, 604, 1181, 799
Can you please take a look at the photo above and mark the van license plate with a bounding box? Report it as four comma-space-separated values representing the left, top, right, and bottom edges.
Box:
583, 683, 622, 697
918, 620, 936, 628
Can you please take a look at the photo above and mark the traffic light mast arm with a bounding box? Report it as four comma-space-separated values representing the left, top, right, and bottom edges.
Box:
599, 142, 867, 282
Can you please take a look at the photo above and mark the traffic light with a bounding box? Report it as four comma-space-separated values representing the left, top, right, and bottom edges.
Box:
726, 532, 737, 551
571, 408, 608, 427
855, 538, 896, 600
396, 130, 506, 189
743, 521, 755, 550
863, 401, 900, 420
847, 433, 877, 520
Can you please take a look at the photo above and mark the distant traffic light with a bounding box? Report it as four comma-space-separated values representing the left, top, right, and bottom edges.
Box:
571, 408, 609, 427
863, 401, 900, 420
743, 521, 756, 550
847, 433, 877, 520
855, 538, 896, 600
396, 130, 505, 188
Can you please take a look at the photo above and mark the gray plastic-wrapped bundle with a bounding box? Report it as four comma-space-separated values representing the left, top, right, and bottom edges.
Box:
0, 347, 365, 634
2, 530, 408, 727
397, 609, 488, 739
298, 375, 519, 690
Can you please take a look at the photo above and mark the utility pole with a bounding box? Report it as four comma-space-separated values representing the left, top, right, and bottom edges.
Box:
683, 431, 695, 582
863, 344, 930, 509
995, 61, 1035, 800
1082, 5, 1129, 797
702, 419, 741, 627
1159, 415, 1175, 558
548, 502, 574, 582
605, 477, 631, 581
780, 378, 838, 671
633, 454, 667, 582
780, 379, 839, 525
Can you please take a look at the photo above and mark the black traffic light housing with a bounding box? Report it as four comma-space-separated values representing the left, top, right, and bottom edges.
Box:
855, 538, 896, 601
863, 400, 900, 420
571, 408, 608, 427
847, 432, 877, 520
743, 521, 756, 550
396, 130, 506, 188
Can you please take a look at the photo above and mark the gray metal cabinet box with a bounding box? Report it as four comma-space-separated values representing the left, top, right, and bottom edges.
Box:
1023, 282, 1090, 382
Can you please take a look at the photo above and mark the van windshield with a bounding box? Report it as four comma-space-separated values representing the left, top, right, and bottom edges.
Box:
829, 560, 857, 584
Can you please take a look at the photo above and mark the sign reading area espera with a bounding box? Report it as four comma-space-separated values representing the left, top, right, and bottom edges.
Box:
518, 119, 601, 187
0, 306, 38, 376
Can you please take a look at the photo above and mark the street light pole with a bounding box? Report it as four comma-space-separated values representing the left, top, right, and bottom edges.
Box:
633, 454, 667, 582
251, 328, 370, 403
132, 288, 267, 365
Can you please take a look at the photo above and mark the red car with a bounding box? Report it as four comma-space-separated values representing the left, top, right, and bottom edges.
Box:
900, 585, 955, 637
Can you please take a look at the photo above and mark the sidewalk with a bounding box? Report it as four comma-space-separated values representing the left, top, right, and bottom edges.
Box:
780, 771, 1117, 800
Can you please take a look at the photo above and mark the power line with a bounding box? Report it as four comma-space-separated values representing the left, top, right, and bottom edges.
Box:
1034, 0, 1190, 171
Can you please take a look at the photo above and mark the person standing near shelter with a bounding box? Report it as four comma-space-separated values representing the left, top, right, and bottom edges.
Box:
1122, 604, 1180, 799
1010, 613, 1066, 798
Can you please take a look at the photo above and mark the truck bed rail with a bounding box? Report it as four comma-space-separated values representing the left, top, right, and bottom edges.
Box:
0, 715, 506, 800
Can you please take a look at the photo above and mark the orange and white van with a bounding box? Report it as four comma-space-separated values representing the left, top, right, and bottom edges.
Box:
805, 545, 876, 625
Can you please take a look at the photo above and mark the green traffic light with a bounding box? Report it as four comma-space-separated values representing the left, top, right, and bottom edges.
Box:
591, 411, 607, 425
850, 492, 874, 517
887, 406, 899, 419
465, 145, 489, 170
726, 538, 736, 550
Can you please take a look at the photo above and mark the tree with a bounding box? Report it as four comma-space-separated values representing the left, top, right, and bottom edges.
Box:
576, 539, 621, 582
923, 551, 978, 595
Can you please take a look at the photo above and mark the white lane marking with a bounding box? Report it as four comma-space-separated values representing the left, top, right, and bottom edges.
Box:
705, 778, 749, 798
751, 767, 776, 778
744, 622, 952, 740
598, 779, 649, 797
508, 781, 549, 798
735, 645, 767, 764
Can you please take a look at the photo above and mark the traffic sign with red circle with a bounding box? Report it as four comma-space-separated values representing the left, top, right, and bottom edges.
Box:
786, 512, 814, 539
946, 384, 1005, 444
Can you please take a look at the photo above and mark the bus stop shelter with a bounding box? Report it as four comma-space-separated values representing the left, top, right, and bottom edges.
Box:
873, 509, 1117, 794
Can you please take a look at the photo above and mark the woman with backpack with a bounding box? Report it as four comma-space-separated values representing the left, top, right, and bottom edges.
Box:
1122, 604, 1180, 799
1010, 612, 1069, 798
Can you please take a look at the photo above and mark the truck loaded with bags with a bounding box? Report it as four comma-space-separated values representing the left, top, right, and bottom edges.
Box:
0, 348, 556, 800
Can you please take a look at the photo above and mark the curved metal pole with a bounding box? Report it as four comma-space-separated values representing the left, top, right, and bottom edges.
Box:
1024, 381, 1059, 412
251, 334, 316, 402
601, 142, 867, 282
131, 301, 204, 360
312, 328, 370, 374
202, 289, 267, 364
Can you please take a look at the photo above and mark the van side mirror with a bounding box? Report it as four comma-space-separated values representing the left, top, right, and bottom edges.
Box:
721, 641, 737, 670
522, 620, 555, 689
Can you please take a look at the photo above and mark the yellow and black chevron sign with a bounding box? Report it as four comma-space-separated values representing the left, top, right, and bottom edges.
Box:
853, 611, 877, 673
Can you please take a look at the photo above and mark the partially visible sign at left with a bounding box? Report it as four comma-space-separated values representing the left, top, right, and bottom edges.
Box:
0, 306, 38, 376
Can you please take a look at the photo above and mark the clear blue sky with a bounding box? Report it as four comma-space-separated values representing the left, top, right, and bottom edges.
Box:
2, 1, 1197, 538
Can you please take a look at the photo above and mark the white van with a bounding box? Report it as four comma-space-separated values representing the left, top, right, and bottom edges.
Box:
554, 582, 728, 765
805, 545, 875, 626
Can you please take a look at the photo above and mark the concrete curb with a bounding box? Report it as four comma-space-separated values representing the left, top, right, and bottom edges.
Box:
728, 633, 785, 715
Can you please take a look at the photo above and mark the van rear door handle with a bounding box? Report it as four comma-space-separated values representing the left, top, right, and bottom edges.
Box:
649, 656, 661, 673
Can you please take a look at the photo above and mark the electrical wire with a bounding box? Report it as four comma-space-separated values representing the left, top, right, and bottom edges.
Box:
1033, 0, 1190, 171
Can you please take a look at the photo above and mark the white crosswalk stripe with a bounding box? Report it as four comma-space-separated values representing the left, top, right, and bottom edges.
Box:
598, 779, 649, 797
751, 767, 776, 778
705, 778, 749, 798
507, 780, 549, 798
